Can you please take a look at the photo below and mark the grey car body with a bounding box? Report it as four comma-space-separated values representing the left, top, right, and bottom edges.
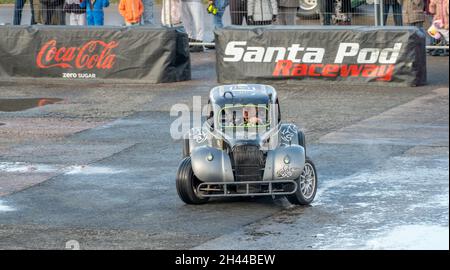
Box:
176, 84, 317, 204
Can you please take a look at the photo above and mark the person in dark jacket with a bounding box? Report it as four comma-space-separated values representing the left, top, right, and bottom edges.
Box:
277, 0, 298, 25
383, 0, 403, 26
13, 0, 35, 25
230, 0, 248, 25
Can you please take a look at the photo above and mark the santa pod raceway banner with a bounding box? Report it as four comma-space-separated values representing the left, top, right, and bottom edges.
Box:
0, 26, 190, 83
215, 26, 427, 86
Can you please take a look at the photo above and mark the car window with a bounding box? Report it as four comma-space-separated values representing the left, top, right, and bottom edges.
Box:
218, 105, 270, 129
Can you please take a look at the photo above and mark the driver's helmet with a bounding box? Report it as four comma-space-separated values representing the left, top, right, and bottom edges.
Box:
220, 104, 269, 129
243, 106, 262, 125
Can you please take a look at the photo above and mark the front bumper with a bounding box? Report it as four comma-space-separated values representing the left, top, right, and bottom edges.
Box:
197, 179, 298, 198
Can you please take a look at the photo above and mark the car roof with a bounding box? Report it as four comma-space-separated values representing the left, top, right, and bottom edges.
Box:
209, 84, 277, 107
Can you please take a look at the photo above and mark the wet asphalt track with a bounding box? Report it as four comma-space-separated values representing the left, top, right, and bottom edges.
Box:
0, 53, 448, 249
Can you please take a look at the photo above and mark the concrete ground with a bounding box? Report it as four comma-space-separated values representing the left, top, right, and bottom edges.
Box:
0, 52, 448, 249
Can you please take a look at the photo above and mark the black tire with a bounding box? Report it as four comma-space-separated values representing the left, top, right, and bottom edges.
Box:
176, 157, 209, 204
298, 130, 306, 151
297, 0, 320, 19
286, 157, 317, 205
182, 138, 190, 158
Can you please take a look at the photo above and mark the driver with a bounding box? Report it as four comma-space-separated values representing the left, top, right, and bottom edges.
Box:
243, 106, 263, 126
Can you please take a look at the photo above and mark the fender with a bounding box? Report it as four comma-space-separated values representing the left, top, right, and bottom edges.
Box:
277, 123, 301, 146
184, 127, 210, 155
263, 145, 305, 181
191, 146, 234, 182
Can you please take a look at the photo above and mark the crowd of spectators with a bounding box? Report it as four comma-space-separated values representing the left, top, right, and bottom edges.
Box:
12, 0, 153, 25
10, 0, 449, 54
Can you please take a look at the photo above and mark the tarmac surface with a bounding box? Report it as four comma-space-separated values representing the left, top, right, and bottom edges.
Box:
0, 49, 448, 249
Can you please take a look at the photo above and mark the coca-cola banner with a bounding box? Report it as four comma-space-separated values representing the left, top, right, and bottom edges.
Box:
0, 26, 190, 83
215, 26, 427, 86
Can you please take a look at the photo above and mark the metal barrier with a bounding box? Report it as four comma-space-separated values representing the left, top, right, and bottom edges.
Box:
224, 0, 421, 26
1, 0, 448, 50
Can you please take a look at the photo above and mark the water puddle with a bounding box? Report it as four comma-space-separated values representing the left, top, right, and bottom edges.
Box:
0, 200, 15, 212
0, 162, 126, 175
0, 98, 63, 112
65, 165, 125, 175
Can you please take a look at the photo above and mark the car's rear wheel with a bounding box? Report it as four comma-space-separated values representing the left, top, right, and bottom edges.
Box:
176, 157, 209, 204
286, 157, 317, 205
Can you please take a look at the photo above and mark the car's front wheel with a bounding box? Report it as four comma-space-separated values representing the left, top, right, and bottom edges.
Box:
176, 157, 209, 204
182, 138, 190, 158
286, 157, 317, 205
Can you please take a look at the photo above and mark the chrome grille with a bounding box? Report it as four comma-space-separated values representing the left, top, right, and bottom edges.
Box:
231, 144, 265, 181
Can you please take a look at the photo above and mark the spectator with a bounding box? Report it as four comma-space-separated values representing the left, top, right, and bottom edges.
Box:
402, 0, 425, 27
383, 0, 403, 26
13, 0, 35, 25
319, 0, 333, 25
209, 0, 229, 28
429, 0, 449, 30
64, 0, 86, 25
247, 0, 278, 25
277, 0, 298, 25
80, 0, 110, 26
142, 0, 154, 24
425, 0, 439, 55
429, 0, 449, 56
41, 0, 66, 25
181, 0, 205, 52
119, 0, 144, 25
230, 0, 248, 25
161, 0, 182, 26
33, 0, 43, 24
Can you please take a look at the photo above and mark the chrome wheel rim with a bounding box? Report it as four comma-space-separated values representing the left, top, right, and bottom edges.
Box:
300, 162, 316, 200
299, 0, 318, 11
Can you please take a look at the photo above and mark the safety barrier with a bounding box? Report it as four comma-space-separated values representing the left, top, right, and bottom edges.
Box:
0, 25, 191, 83
215, 25, 427, 86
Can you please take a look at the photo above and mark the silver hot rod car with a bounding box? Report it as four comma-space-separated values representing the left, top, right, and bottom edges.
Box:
176, 84, 317, 205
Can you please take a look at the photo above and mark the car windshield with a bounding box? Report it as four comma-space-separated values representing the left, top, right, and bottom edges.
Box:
218, 105, 270, 129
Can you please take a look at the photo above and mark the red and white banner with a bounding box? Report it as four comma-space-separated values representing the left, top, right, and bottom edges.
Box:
215, 26, 427, 86
0, 26, 191, 83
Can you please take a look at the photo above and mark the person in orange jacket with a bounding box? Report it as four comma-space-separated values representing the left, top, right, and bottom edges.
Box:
118, 0, 144, 25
